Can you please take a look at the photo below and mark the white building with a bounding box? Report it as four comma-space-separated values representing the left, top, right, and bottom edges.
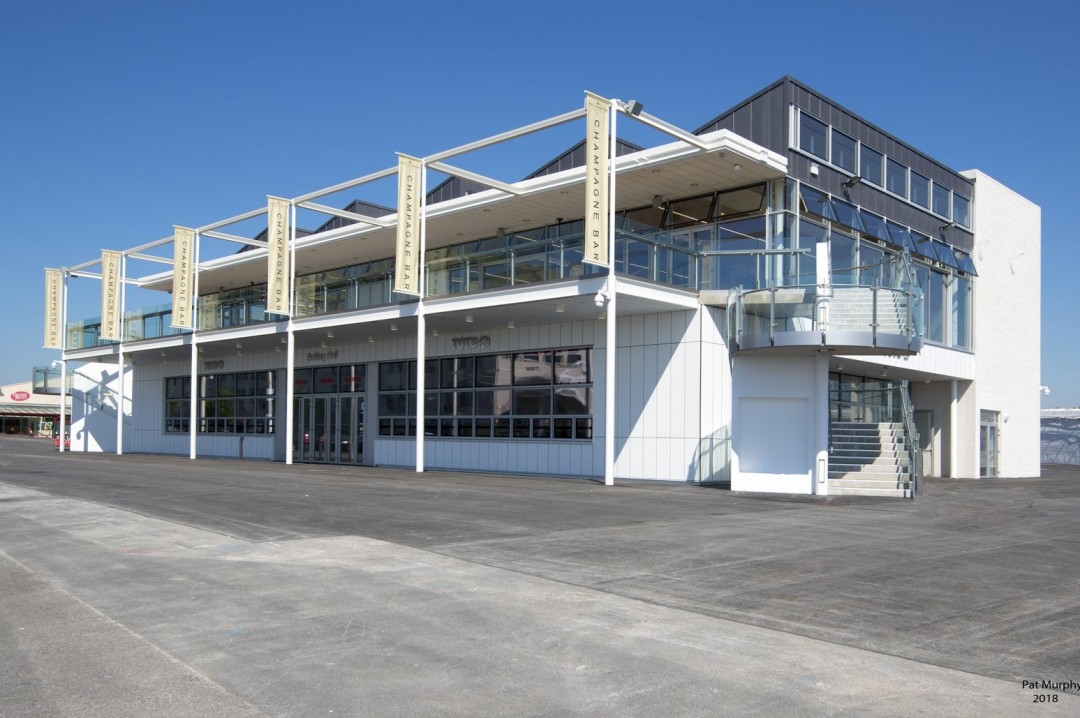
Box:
52, 78, 1041, 497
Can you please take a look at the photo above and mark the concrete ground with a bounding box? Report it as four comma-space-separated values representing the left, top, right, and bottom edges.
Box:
1, 435, 1078, 717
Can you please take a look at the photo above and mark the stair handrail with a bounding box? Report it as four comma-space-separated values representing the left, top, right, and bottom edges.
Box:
897, 379, 922, 497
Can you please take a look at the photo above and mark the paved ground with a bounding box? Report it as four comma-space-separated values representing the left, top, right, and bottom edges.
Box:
1, 435, 1078, 716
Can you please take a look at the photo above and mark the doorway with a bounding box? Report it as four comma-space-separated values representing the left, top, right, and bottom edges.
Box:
294, 393, 366, 464
914, 409, 934, 477
979, 410, 999, 478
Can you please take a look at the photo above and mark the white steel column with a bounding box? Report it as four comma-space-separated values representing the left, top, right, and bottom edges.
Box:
189, 231, 201, 461
604, 100, 618, 486
189, 340, 198, 460
285, 326, 295, 465
415, 161, 428, 473
950, 379, 958, 478
116, 254, 127, 456
58, 270, 69, 452
285, 201, 297, 465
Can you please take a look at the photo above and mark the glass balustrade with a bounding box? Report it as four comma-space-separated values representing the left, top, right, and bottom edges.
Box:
64, 214, 960, 356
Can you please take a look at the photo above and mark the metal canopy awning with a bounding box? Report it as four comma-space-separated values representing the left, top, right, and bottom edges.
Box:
136, 129, 784, 294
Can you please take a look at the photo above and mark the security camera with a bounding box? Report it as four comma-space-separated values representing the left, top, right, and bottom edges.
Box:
594, 292, 606, 308
1040, 385, 1051, 396
50, 360, 62, 369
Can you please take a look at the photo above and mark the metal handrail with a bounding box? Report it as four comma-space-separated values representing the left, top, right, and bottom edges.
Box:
898, 379, 922, 497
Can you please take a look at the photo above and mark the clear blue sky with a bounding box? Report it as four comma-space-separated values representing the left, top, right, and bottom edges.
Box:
2, 0, 1077, 406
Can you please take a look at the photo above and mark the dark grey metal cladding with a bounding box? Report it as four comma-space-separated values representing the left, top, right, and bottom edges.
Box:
696, 77, 975, 253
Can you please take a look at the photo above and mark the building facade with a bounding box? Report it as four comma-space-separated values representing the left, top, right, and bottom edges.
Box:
52, 78, 1041, 496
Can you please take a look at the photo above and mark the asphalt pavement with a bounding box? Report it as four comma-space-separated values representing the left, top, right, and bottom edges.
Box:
1, 435, 1078, 716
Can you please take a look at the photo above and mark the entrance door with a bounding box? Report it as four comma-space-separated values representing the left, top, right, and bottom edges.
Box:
914, 409, 934, 477
293, 393, 365, 465
980, 410, 999, 478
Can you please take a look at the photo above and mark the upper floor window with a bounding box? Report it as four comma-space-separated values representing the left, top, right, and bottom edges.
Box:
799, 113, 829, 160
910, 171, 930, 208
860, 146, 883, 186
886, 158, 908, 198
932, 183, 951, 217
953, 194, 971, 228
831, 129, 857, 173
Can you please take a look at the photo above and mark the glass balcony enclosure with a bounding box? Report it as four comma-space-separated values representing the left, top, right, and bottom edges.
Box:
65, 179, 973, 354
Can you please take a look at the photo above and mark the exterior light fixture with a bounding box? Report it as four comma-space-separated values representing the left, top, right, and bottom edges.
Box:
465, 314, 474, 323
733, 163, 743, 172
842, 175, 862, 189
555, 304, 565, 313
507, 321, 516, 329
320, 341, 328, 348
368, 336, 375, 343
652, 195, 665, 209
432, 329, 439, 337
390, 323, 398, 332
939, 221, 957, 233
235, 341, 243, 350
622, 99, 644, 117
326, 331, 334, 339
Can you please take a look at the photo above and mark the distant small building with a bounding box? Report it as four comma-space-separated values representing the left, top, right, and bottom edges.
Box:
0, 368, 71, 437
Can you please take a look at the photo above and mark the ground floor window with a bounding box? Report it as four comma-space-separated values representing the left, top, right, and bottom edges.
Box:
378, 348, 593, 440
165, 371, 277, 434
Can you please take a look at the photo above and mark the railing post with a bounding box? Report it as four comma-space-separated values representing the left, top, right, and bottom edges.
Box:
769, 287, 776, 345
871, 286, 879, 347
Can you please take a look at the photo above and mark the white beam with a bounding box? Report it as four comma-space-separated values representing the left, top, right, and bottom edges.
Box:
297, 201, 393, 228
198, 206, 267, 233
293, 166, 398, 204
127, 252, 174, 265
424, 108, 586, 164
626, 109, 711, 150
201, 230, 267, 247
427, 161, 523, 196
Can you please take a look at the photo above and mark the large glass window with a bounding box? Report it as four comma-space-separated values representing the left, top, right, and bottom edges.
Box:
953, 194, 971, 228
932, 183, 951, 217
169, 371, 276, 434
952, 275, 972, 349
378, 348, 593, 440
164, 377, 191, 433
799, 113, 829, 160
860, 146, 883, 186
886, 158, 908, 197
910, 171, 930, 208
831, 129, 856, 173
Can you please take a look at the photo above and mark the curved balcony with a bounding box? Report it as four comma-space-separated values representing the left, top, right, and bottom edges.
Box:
727, 283, 922, 355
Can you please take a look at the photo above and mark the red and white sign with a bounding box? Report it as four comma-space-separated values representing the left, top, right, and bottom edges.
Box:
10, 391, 31, 402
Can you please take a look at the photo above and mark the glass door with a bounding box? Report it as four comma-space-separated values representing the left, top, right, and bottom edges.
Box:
294, 396, 312, 462
914, 409, 934, 477
980, 410, 999, 478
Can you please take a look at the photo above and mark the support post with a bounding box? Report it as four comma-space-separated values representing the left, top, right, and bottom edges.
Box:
58, 270, 69, 452
285, 327, 295, 465
116, 254, 126, 456
189, 230, 201, 460
604, 100, 618, 486
415, 160, 428, 473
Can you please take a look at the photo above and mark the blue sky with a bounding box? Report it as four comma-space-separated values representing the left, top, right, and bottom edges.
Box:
2, 0, 1077, 406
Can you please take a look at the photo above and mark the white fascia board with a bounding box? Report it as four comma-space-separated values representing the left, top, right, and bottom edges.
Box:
118, 334, 193, 355
191, 322, 287, 345
292, 303, 419, 333
423, 277, 608, 315
64, 345, 120, 362
616, 277, 700, 309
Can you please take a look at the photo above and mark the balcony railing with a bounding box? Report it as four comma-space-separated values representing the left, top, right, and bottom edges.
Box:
727, 253, 923, 354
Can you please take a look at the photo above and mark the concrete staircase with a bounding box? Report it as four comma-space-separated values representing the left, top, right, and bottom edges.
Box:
827, 287, 907, 334
828, 421, 913, 498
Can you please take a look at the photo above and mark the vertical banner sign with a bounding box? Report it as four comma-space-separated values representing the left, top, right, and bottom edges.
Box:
171, 226, 195, 329
43, 268, 62, 349
100, 250, 122, 341
583, 93, 610, 267
266, 196, 291, 315
394, 154, 422, 296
